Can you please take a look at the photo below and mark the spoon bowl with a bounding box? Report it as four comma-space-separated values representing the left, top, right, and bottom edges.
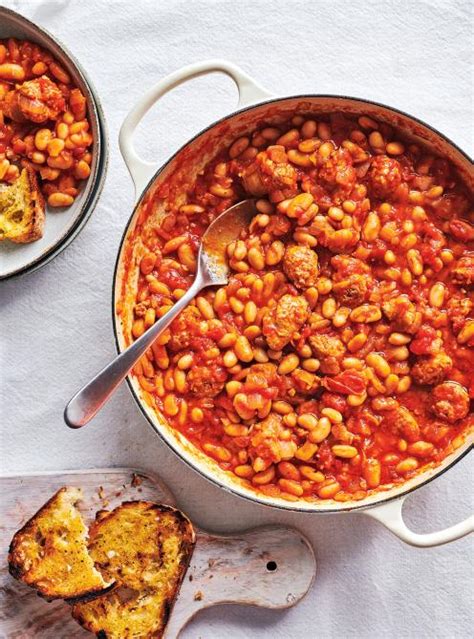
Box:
200, 198, 257, 285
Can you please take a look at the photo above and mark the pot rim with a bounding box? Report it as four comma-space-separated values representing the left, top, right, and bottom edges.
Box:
0, 6, 109, 281
112, 92, 473, 514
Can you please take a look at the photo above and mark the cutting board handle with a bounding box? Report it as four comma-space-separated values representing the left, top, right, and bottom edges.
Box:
165, 525, 316, 638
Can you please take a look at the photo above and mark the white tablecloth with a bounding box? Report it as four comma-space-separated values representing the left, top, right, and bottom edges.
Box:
1, 1, 472, 637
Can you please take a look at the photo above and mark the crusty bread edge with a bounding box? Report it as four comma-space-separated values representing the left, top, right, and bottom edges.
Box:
8, 164, 46, 244
87, 501, 196, 545
71, 501, 196, 637
8, 487, 115, 602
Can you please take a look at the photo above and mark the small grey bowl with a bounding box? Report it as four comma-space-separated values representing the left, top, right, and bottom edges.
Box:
0, 6, 108, 280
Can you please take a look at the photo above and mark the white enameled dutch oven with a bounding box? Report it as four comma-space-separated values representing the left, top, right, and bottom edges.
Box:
114, 60, 473, 546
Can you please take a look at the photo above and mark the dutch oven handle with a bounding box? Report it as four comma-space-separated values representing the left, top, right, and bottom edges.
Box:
119, 60, 272, 198
364, 495, 474, 547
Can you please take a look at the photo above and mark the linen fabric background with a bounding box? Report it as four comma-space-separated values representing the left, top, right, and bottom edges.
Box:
1, 0, 472, 637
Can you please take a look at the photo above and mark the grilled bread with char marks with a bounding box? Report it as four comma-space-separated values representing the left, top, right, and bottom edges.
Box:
8, 487, 113, 600
71, 501, 195, 638
0, 165, 45, 243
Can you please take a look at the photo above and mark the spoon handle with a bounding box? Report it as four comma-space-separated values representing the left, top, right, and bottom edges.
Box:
64, 277, 204, 428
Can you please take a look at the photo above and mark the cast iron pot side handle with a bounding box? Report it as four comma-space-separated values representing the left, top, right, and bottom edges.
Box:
119, 60, 272, 198
364, 495, 474, 547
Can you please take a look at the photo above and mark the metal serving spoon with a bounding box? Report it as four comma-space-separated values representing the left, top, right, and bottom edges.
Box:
64, 199, 256, 429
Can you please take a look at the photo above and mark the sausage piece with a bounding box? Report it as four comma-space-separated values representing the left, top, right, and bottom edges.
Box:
367, 155, 403, 200
452, 255, 474, 288
382, 295, 422, 334
262, 294, 309, 350
432, 381, 470, 423
411, 352, 453, 386
331, 256, 372, 307
242, 145, 298, 198
447, 295, 473, 333
2, 76, 65, 123
249, 413, 297, 465
168, 307, 201, 352
187, 364, 227, 398
283, 245, 319, 289
309, 333, 345, 375
384, 406, 420, 441
318, 147, 357, 199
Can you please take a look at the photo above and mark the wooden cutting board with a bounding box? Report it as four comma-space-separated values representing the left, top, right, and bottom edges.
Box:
0, 468, 316, 638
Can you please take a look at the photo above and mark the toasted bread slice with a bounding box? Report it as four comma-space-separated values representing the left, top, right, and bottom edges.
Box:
72, 502, 196, 638
9, 487, 113, 600
0, 165, 45, 243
